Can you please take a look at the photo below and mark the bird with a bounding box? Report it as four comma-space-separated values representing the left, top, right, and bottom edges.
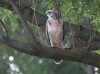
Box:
45, 9, 64, 64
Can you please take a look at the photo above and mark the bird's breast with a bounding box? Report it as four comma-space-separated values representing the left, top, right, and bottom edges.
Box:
48, 24, 62, 33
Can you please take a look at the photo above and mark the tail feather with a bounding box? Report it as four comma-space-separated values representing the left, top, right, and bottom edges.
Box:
51, 46, 63, 64
54, 60, 62, 64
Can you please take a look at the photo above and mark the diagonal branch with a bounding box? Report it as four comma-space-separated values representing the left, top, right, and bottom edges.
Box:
0, 36, 100, 68
0, 19, 8, 36
1, 0, 100, 42
7, 0, 38, 45
1, 0, 100, 50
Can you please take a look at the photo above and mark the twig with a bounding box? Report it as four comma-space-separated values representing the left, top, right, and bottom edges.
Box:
97, 0, 100, 9
84, 0, 92, 49
32, 0, 43, 45
66, 14, 75, 48
7, 0, 38, 45
0, 19, 8, 36
71, 0, 81, 28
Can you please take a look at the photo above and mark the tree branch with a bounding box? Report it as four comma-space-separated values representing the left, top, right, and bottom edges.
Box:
1, 0, 100, 42
29, 8, 100, 42
1, 0, 100, 68
0, 0, 100, 50
0, 19, 8, 36
7, 0, 38, 45
0, 36, 100, 67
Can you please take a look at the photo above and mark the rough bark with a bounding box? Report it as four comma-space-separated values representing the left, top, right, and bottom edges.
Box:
1, 0, 100, 50
0, 0, 100, 41
0, 36, 100, 68
0, 0, 100, 68
86, 66, 94, 74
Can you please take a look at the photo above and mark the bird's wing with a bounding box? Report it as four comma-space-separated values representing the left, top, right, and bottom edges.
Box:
46, 20, 50, 43
62, 22, 65, 41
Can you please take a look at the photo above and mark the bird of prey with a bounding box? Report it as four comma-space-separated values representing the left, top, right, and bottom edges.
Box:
45, 9, 64, 64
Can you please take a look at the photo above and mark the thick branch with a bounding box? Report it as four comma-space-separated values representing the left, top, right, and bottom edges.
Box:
0, 36, 100, 68
1, 0, 100, 42
31, 12, 100, 41
1, 0, 100, 50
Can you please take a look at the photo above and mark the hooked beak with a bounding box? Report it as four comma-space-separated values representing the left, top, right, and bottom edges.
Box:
45, 11, 48, 15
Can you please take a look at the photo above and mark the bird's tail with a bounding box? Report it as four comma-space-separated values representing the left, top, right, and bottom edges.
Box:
52, 44, 63, 64
53, 60, 62, 64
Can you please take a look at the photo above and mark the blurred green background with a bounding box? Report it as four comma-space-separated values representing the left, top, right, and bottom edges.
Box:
0, 0, 100, 74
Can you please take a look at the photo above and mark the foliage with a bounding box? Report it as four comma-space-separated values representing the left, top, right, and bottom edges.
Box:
0, 0, 100, 74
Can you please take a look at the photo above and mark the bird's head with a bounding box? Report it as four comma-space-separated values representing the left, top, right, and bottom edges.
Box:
45, 9, 59, 20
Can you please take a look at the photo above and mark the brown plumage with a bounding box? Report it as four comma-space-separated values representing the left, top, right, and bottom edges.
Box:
46, 9, 64, 64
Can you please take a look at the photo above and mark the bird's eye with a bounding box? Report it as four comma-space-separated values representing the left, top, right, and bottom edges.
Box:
48, 12, 52, 14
